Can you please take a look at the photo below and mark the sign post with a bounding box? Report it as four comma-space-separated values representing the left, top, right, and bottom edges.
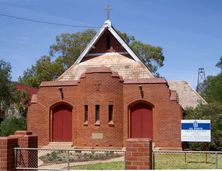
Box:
181, 120, 211, 163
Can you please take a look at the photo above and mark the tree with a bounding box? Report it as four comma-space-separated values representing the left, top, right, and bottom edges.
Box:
19, 29, 165, 87
19, 56, 64, 87
201, 57, 222, 103
216, 56, 222, 73
185, 103, 222, 150
0, 59, 29, 118
49, 29, 97, 70
202, 74, 222, 103
0, 59, 16, 111
19, 30, 96, 87
184, 57, 222, 150
0, 116, 26, 136
130, 41, 164, 74
118, 31, 164, 74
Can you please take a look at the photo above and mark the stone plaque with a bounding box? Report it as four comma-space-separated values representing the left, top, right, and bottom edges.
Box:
92, 133, 103, 139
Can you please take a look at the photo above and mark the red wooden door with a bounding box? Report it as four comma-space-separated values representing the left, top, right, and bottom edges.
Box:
130, 103, 153, 139
52, 105, 72, 142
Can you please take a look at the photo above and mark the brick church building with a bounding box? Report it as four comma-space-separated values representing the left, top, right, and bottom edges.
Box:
27, 20, 206, 150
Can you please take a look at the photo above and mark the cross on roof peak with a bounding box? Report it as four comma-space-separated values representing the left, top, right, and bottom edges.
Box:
105, 5, 112, 20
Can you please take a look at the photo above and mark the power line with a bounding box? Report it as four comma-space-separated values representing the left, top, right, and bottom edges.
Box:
0, 13, 101, 29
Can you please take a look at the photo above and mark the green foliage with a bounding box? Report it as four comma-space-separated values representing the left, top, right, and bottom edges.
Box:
0, 59, 17, 111
201, 57, 222, 103
130, 41, 164, 74
0, 116, 26, 136
50, 29, 96, 69
216, 56, 222, 72
185, 57, 222, 151
185, 103, 222, 150
19, 56, 64, 87
19, 29, 165, 87
0, 59, 29, 117
118, 31, 165, 74
13, 89, 29, 117
202, 74, 222, 103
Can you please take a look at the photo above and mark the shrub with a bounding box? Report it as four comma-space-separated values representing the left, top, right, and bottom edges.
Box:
0, 116, 26, 136
185, 102, 222, 151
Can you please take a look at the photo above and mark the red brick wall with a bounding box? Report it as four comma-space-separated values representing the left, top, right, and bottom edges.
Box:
28, 68, 182, 149
123, 83, 182, 149
125, 138, 152, 170
75, 69, 123, 148
0, 131, 38, 171
28, 68, 124, 148
27, 86, 76, 146
0, 137, 18, 171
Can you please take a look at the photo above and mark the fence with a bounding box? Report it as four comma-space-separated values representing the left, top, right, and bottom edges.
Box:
153, 150, 222, 169
14, 148, 125, 170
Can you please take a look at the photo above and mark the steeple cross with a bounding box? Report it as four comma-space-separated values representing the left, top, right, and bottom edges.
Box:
105, 5, 112, 20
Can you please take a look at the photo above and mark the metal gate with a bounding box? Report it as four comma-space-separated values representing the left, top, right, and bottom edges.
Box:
152, 150, 222, 169
14, 148, 125, 170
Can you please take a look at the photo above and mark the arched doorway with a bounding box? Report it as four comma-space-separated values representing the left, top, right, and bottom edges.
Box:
52, 104, 72, 142
130, 102, 153, 139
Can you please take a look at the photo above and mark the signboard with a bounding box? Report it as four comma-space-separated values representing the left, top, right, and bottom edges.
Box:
181, 120, 211, 142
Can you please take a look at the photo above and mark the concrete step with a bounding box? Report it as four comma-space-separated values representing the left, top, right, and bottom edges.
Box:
42, 142, 74, 149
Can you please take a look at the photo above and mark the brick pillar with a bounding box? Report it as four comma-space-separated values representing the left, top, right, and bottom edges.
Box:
0, 137, 18, 171
125, 138, 152, 170
10, 131, 38, 169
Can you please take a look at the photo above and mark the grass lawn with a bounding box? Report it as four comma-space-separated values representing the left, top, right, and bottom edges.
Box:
70, 161, 124, 170
154, 152, 222, 169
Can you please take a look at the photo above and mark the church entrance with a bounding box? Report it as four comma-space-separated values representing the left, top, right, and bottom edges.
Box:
52, 104, 72, 142
130, 102, 153, 139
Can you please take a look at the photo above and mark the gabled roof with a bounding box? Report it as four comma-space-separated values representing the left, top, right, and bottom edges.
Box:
75, 20, 144, 65
57, 20, 154, 80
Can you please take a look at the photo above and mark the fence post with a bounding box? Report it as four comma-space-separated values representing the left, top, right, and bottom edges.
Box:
14, 148, 17, 169
152, 150, 155, 169
215, 152, 218, 169
67, 150, 70, 170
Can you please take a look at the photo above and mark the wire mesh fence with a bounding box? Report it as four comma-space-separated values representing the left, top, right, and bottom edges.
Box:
14, 148, 125, 170
153, 150, 222, 169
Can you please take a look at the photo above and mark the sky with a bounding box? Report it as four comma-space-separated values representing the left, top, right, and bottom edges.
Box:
0, 0, 222, 88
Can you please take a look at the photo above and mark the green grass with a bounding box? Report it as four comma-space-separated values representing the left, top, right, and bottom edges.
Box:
154, 153, 222, 169
70, 161, 124, 170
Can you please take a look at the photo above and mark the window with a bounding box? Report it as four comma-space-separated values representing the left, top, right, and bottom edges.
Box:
95, 105, 100, 122
84, 105, 88, 123
106, 35, 111, 49
108, 105, 113, 122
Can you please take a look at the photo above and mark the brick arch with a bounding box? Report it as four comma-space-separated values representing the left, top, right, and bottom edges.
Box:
50, 101, 73, 110
48, 98, 74, 110
50, 102, 73, 142
128, 100, 154, 109
128, 101, 153, 139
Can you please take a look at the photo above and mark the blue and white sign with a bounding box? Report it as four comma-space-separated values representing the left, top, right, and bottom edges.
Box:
181, 120, 211, 142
